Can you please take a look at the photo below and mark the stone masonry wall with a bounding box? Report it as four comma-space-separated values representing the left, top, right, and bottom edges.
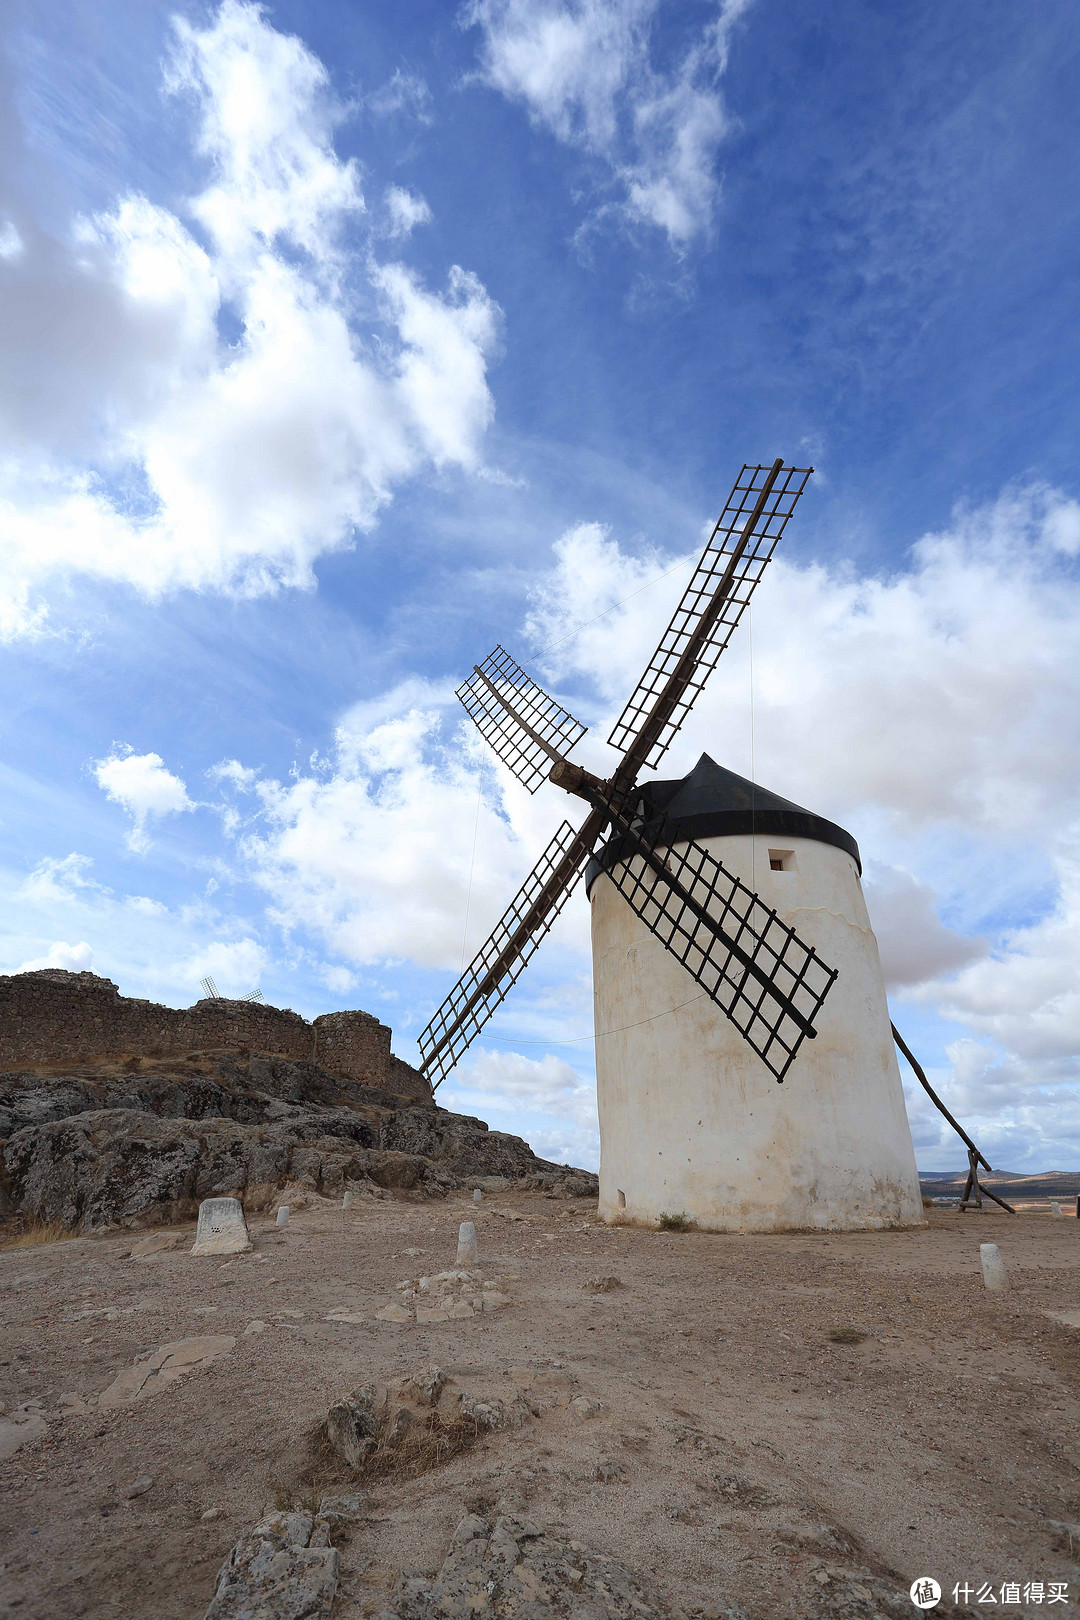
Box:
0, 971, 432, 1104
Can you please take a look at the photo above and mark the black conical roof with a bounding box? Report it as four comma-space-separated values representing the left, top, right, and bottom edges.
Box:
585, 753, 860, 895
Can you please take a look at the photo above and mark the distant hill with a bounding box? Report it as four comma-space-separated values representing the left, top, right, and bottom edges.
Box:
919, 1169, 1080, 1203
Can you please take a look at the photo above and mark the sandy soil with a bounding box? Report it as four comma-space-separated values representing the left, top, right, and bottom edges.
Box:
2, 1193, 1079, 1619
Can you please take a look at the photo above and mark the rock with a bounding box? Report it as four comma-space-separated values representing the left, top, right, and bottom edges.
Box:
480, 1293, 511, 1312
459, 1393, 505, 1432
401, 1365, 445, 1407
570, 1396, 604, 1419
0, 1403, 49, 1462
458, 1391, 531, 1433
455, 1221, 478, 1268
203, 1508, 339, 1620
243, 1321, 267, 1336
326, 1384, 383, 1469
314, 1495, 366, 1528
383, 1514, 682, 1619
325, 1309, 367, 1325
375, 1304, 413, 1324
1052, 1202, 1064, 1217
449, 1303, 475, 1319
129, 1232, 181, 1258
97, 1335, 236, 1408
202, 1508, 222, 1523
582, 1275, 622, 1293
58, 1392, 89, 1416
416, 1306, 449, 1324
192, 1197, 252, 1257
124, 1475, 153, 1499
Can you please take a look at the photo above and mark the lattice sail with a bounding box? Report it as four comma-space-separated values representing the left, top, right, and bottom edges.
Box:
417, 811, 605, 1087
597, 804, 837, 1082
457, 645, 588, 793
608, 463, 812, 773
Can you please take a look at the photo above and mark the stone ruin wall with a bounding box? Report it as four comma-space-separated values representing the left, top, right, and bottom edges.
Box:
0, 970, 432, 1105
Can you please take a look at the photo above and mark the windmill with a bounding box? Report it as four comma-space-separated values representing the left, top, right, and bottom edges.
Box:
417, 459, 925, 1232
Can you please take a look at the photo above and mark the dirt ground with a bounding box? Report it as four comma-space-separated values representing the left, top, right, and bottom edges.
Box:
2, 1192, 1079, 1620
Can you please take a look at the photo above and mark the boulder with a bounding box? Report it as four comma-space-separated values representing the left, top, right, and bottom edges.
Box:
203, 1508, 339, 1620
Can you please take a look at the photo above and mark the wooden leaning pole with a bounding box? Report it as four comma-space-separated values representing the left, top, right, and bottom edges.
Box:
891, 1024, 1016, 1216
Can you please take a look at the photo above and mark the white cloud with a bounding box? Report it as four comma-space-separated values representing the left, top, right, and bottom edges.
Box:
451, 1047, 598, 1126
862, 862, 986, 989
364, 69, 434, 125
463, 0, 752, 245
532, 483, 1080, 843
385, 186, 432, 238
16, 939, 94, 973
93, 746, 194, 853
208, 758, 261, 790
443, 1048, 600, 1169
917, 840, 1080, 1075
20, 852, 102, 904
179, 936, 268, 997
0, 1, 500, 638
234, 687, 572, 970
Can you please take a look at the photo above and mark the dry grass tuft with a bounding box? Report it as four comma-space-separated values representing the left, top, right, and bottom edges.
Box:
657, 1211, 693, 1233
354, 1410, 478, 1483
827, 1327, 867, 1345
0, 1217, 77, 1251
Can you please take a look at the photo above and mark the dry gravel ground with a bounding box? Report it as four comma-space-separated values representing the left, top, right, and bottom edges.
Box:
2, 1194, 1079, 1619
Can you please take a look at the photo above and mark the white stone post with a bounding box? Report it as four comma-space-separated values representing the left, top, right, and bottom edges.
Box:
191, 1197, 252, 1256
980, 1243, 1008, 1292
276, 1206, 290, 1228
342, 1189, 353, 1210
456, 1221, 478, 1268
473, 1188, 483, 1205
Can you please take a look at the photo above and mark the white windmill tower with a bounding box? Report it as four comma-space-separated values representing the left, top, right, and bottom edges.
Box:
417, 460, 924, 1232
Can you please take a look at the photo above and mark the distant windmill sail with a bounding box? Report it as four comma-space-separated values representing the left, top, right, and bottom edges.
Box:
239, 988, 264, 1003
200, 975, 221, 1000
417, 458, 833, 1089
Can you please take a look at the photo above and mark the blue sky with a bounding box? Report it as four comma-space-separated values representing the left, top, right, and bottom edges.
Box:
2, 0, 1079, 1173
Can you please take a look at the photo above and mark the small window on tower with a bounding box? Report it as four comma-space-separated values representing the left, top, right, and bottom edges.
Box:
769, 849, 797, 872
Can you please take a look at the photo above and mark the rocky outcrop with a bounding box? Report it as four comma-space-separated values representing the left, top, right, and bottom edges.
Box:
0, 1050, 597, 1232
387, 1513, 689, 1620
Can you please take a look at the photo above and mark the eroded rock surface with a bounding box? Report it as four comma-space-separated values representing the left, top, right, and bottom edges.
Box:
0, 1050, 596, 1231
385, 1514, 691, 1620
203, 1508, 340, 1620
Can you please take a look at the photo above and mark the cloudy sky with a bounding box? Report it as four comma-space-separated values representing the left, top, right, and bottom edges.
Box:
2, 0, 1078, 1174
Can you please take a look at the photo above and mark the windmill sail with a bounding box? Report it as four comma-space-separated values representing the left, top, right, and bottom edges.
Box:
420, 456, 830, 1088
608, 461, 812, 775
595, 802, 837, 1083
418, 809, 607, 1086
457, 645, 587, 794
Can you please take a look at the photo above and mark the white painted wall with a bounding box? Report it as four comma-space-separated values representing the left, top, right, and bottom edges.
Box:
590, 831, 924, 1232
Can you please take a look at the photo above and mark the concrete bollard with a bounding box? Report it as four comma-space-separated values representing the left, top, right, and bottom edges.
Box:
191, 1197, 252, 1257
1052, 1202, 1064, 1218
342, 1189, 353, 1210
456, 1221, 478, 1268
276, 1206, 289, 1228
473, 1188, 483, 1205
980, 1242, 1008, 1292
